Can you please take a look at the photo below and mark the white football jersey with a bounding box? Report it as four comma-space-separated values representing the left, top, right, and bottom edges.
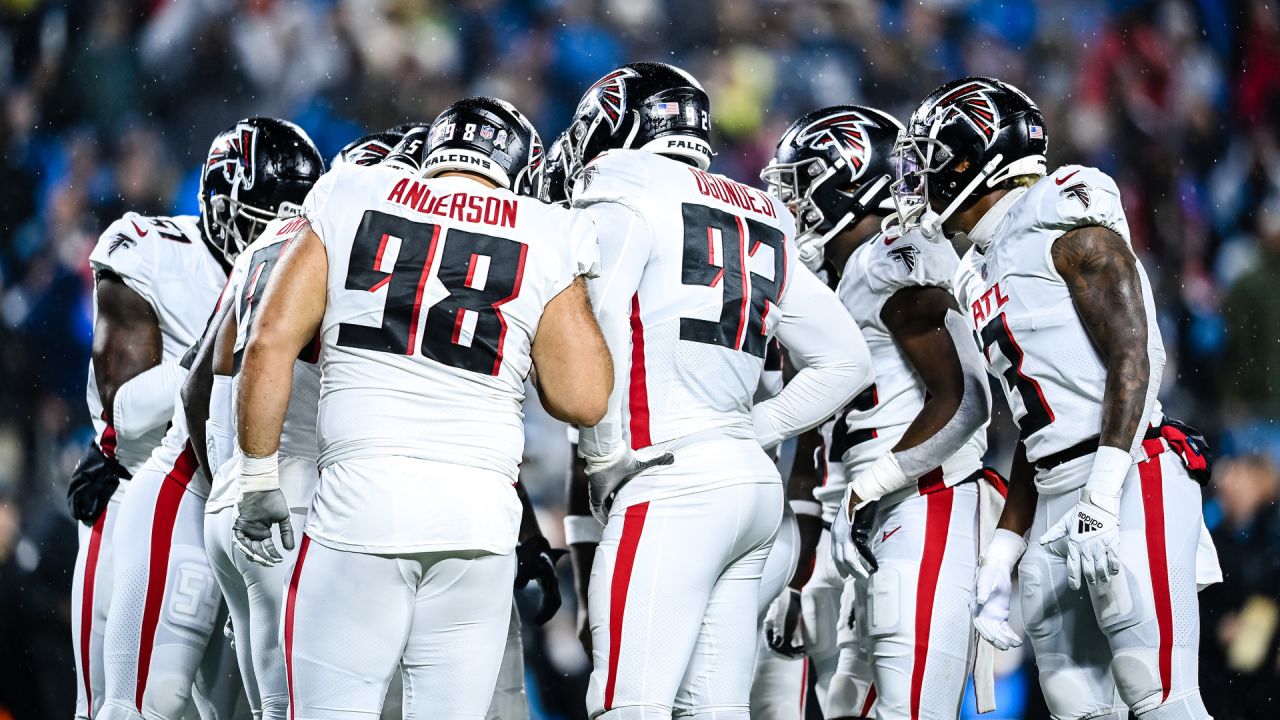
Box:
205, 217, 322, 513
307, 162, 597, 474
86, 213, 228, 474
814, 230, 986, 517
953, 166, 1165, 465
573, 150, 797, 466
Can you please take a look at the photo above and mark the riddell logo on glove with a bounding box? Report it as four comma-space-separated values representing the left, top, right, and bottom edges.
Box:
1076, 512, 1104, 534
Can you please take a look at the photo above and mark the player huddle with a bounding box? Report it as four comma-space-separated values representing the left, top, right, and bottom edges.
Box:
65, 61, 1220, 720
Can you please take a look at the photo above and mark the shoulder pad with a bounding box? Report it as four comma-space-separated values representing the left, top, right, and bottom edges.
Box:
1029, 165, 1128, 240
864, 229, 960, 298
571, 150, 651, 207
89, 213, 187, 281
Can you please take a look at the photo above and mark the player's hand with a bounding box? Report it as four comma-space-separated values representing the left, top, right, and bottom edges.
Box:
973, 528, 1026, 650
515, 535, 569, 624
831, 486, 878, 580
763, 588, 806, 658
577, 605, 592, 657
234, 489, 294, 567
585, 447, 674, 523
68, 441, 126, 525
1038, 493, 1120, 590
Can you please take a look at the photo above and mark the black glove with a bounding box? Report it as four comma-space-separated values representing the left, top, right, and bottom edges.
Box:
67, 441, 130, 525
515, 535, 568, 625
763, 588, 806, 658
850, 499, 880, 575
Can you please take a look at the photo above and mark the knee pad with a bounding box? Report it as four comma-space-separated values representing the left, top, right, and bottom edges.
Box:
95, 701, 146, 720
800, 580, 840, 661
865, 560, 907, 639
1036, 667, 1124, 720
1110, 646, 1164, 712
826, 647, 874, 719
1132, 691, 1211, 720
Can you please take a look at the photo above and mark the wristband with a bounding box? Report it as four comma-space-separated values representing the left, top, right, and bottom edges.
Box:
849, 453, 909, 504
1084, 445, 1132, 514
789, 500, 822, 518
564, 514, 603, 545
983, 528, 1028, 569
239, 452, 280, 493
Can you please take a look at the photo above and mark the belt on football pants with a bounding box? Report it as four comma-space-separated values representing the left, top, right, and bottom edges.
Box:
820, 468, 988, 531
1034, 425, 1165, 473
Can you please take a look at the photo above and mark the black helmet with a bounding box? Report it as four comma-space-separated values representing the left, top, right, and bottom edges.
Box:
383, 125, 433, 173
564, 61, 712, 185
421, 97, 543, 196
892, 77, 1047, 237
333, 127, 418, 167
761, 105, 902, 270
542, 131, 571, 206
199, 117, 324, 262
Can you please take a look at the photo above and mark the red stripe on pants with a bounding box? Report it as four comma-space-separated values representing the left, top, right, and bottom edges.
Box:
1139, 457, 1173, 703
799, 657, 808, 715
628, 295, 652, 448
134, 446, 198, 711
910, 487, 954, 720
80, 506, 109, 710
604, 501, 650, 710
860, 683, 878, 718
285, 535, 312, 720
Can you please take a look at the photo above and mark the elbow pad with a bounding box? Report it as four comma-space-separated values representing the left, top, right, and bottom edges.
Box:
112, 359, 186, 440
205, 374, 236, 474
892, 310, 991, 479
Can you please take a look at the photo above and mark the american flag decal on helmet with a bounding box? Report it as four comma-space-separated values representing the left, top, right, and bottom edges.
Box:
207, 122, 259, 189
581, 67, 638, 132
794, 110, 876, 173
935, 80, 1000, 148
1060, 181, 1091, 208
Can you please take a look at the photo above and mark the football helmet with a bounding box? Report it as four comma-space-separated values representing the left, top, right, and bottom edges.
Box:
761, 105, 902, 271
383, 125, 432, 173
199, 117, 324, 263
542, 131, 571, 205
891, 77, 1047, 238
421, 97, 544, 196
564, 61, 712, 189
333, 126, 420, 167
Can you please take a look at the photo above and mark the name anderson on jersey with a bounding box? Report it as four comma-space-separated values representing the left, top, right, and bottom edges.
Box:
386, 176, 519, 228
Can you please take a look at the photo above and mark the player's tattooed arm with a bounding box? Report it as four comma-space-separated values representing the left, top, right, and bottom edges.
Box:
238, 227, 328, 459
92, 272, 162, 426
182, 302, 236, 477
786, 426, 825, 591
997, 441, 1038, 536
1052, 225, 1149, 452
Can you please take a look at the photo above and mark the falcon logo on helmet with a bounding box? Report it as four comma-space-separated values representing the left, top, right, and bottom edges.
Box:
580, 67, 639, 132
206, 122, 259, 190
344, 139, 394, 166
935, 80, 1000, 147
794, 110, 876, 172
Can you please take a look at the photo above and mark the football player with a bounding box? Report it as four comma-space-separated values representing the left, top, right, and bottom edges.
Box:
894, 76, 1213, 720
231, 96, 609, 718
95, 118, 324, 720
761, 104, 995, 720
187, 128, 404, 720
563, 62, 873, 719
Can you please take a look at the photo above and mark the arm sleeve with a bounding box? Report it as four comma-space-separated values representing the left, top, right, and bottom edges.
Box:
112, 359, 187, 440
575, 200, 653, 461
752, 266, 873, 450
889, 309, 992, 478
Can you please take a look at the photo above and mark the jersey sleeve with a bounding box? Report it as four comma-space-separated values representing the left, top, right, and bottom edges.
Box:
302, 167, 343, 246
1038, 166, 1130, 241
864, 230, 959, 300
546, 206, 601, 300
89, 213, 161, 313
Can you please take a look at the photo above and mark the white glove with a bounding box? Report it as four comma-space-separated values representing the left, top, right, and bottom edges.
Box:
763, 588, 805, 658
1038, 446, 1130, 590
830, 484, 877, 580
584, 446, 674, 523
974, 529, 1026, 651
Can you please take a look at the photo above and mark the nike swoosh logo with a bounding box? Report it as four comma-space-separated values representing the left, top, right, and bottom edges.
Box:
1055, 170, 1080, 186
881, 525, 902, 543
130, 220, 149, 237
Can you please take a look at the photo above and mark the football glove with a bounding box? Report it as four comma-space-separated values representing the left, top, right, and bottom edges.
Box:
233, 489, 294, 568
585, 447, 674, 523
1039, 494, 1120, 590
763, 588, 805, 658
831, 485, 878, 580
67, 441, 128, 525
515, 535, 569, 625
973, 529, 1026, 651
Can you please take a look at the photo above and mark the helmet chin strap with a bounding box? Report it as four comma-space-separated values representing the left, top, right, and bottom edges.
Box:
920, 152, 1003, 239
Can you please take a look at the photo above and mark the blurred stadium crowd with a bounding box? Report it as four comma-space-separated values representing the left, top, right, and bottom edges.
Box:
0, 0, 1277, 718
